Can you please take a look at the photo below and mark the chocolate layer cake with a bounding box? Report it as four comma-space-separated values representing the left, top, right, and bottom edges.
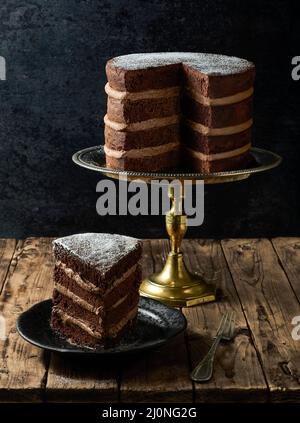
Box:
104, 52, 255, 173
50, 233, 142, 348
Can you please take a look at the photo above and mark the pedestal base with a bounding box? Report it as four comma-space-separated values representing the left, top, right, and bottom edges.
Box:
140, 252, 216, 307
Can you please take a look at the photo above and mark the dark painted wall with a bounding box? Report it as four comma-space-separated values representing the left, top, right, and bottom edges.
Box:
0, 0, 299, 239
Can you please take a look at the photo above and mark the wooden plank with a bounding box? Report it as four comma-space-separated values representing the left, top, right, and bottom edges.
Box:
222, 238, 300, 402
272, 238, 300, 299
182, 239, 267, 402
120, 240, 193, 403
0, 239, 17, 293
46, 354, 119, 402
0, 238, 53, 402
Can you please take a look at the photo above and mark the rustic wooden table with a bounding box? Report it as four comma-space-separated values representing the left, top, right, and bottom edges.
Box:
0, 237, 300, 403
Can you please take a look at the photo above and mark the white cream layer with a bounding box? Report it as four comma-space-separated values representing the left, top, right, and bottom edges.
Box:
104, 141, 179, 159
105, 83, 253, 106
56, 261, 138, 294
186, 143, 251, 161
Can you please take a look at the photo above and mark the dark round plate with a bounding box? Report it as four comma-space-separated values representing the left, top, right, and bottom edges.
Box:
16, 297, 187, 356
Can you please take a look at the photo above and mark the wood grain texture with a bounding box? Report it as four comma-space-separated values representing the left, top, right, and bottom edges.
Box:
272, 238, 300, 299
46, 354, 118, 402
222, 238, 300, 402
1, 237, 300, 402
182, 239, 267, 402
0, 238, 53, 402
0, 239, 17, 293
120, 240, 193, 403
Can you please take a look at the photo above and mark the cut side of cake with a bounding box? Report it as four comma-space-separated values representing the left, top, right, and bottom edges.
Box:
50, 233, 142, 349
104, 52, 255, 173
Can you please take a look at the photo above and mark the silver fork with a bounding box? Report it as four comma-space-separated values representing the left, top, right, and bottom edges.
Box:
190, 311, 235, 383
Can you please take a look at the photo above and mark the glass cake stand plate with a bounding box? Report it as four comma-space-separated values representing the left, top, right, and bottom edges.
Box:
72, 145, 282, 184
16, 298, 186, 356
72, 145, 282, 307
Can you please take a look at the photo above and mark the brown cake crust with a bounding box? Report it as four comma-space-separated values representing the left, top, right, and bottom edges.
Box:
51, 308, 137, 348
184, 150, 251, 173
106, 61, 181, 92
51, 234, 142, 349
106, 53, 255, 97
52, 289, 139, 328
181, 125, 252, 154
53, 235, 142, 292
182, 95, 253, 128
104, 52, 255, 173
105, 148, 180, 171
182, 64, 255, 98
105, 124, 180, 151
53, 264, 141, 311
107, 95, 179, 123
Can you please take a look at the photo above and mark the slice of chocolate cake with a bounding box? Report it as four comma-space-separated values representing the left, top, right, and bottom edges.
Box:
50, 233, 142, 348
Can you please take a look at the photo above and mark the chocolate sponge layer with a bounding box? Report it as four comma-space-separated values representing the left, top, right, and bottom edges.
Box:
105, 124, 180, 151
182, 95, 253, 128
181, 125, 252, 154
184, 150, 251, 173
106, 58, 255, 97
107, 96, 180, 123
53, 235, 142, 293
105, 53, 255, 173
106, 61, 181, 92
51, 309, 137, 349
50, 233, 142, 349
105, 148, 180, 171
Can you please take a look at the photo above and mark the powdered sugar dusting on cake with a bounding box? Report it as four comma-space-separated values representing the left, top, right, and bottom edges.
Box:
110, 52, 254, 75
53, 233, 141, 275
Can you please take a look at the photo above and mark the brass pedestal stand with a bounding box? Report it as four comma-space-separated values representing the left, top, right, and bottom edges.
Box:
73, 146, 282, 308
140, 186, 216, 307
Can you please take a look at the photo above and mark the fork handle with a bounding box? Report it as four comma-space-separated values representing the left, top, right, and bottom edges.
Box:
190, 334, 222, 382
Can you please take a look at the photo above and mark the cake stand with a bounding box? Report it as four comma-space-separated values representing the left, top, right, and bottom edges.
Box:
72, 146, 281, 307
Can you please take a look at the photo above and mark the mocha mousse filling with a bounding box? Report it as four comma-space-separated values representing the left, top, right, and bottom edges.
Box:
52, 288, 139, 327
55, 260, 139, 294
53, 262, 141, 309
52, 260, 141, 338
53, 242, 141, 292
181, 125, 251, 154
52, 313, 137, 348
105, 149, 180, 172
52, 304, 138, 339
186, 150, 251, 173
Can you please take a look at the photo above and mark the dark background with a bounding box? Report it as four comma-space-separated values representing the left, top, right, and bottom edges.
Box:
0, 0, 299, 239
